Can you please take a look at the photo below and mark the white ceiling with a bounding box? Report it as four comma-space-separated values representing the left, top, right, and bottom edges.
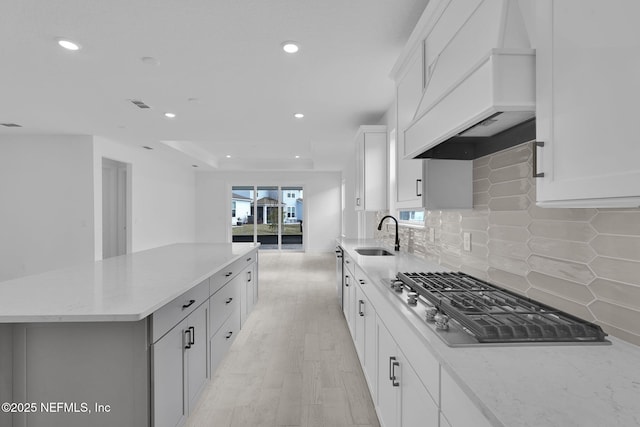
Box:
0, 0, 429, 171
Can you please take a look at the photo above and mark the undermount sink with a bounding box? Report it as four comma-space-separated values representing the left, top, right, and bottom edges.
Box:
355, 248, 394, 256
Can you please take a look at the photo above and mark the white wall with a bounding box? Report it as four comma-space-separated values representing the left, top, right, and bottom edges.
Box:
196, 171, 341, 252
0, 135, 95, 281
93, 137, 196, 258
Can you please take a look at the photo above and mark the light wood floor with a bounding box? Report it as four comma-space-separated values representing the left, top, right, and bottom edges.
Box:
185, 251, 380, 427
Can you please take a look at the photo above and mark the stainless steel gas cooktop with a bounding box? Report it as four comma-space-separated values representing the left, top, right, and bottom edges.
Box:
386, 272, 610, 347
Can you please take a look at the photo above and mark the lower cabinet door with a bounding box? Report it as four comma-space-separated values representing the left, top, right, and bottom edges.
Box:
399, 348, 439, 427
376, 316, 400, 427
210, 308, 241, 375
186, 303, 208, 413
152, 318, 188, 427
363, 292, 377, 402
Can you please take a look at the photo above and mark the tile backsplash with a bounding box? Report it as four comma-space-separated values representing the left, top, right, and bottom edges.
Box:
375, 143, 640, 346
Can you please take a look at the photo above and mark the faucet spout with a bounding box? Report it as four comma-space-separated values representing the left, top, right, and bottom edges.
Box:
377, 215, 400, 252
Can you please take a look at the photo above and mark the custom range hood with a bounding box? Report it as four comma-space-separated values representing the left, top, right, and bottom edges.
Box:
403, 1, 536, 160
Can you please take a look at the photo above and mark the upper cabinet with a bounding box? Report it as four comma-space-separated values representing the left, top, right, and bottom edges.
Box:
535, 0, 640, 207
355, 125, 387, 211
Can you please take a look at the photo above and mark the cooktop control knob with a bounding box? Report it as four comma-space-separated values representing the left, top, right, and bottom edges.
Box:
391, 280, 404, 293
434, 313, 450, 331
425, 306, 438, 322
407, 292, 418, 306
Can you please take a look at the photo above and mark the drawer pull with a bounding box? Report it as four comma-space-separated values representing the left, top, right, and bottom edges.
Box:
225, 271, 233, 277
188, 326, 195, 346
225, 297, 233, 304
184, 329, 192, 349
246, 257, 252, 262
182, 299, 196, 309
225, 331, 233, 340
247, 271, 252, 282
391, 358, 400, 387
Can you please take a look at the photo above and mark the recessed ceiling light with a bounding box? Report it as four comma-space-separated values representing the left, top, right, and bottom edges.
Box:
141, 56, 159, 66
164, 112, 176, 118
57, 38, 81, 51
192, 164, 198, 168
294, 113, 304, 119
295, 155, 300, 159
282, 41, 300, 54
226, 155, 231, 158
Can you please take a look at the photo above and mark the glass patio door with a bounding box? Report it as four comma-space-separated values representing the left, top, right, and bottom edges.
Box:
231, 185, 303, 251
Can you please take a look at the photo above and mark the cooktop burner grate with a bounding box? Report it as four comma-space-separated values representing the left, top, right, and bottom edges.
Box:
397, 272, 607, 343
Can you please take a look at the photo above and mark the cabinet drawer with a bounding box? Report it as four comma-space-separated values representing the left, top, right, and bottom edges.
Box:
210, 308, 241, 375
210, 275, 241, 338
210, 250, 256, 294
152, 279, 209, 343
343, 251, 356, 276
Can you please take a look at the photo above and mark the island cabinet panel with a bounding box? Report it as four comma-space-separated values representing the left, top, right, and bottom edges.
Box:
152, 302, 208, 427
11, 321, 149, 427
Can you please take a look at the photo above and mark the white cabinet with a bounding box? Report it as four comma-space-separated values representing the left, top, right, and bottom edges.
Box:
343, 253, 357, 337
354, 267, 378, 398
536, 0, 640, 207
240, 259, 257, 326
355, 125, 387, 211
395, 47, 426, 209
152, 302, 208, 427
376, 316, 439, 427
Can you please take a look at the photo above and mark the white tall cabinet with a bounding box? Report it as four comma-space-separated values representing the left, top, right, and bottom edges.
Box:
354, 125, 387, 211
535, 0, 640, 207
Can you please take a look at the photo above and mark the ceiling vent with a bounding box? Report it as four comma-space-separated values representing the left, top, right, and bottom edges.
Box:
1, 123, 22, 127
130, 99, 151, 109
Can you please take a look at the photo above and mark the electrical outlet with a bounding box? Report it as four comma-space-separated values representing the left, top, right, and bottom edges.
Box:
429, 227, 435, 243
463, 232, 471, 252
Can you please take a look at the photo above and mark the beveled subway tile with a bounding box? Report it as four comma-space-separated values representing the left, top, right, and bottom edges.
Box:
591, 211, 640, 235
441, 211, 462, 223
425, 211, 441, 227
460, 264, 489, 280
442, 221, 461, 234
590, 256, 640, 286
468, 231, 488, 245
529, 205, 597, 221
441, 243, 462, 258
441, 232, 462, 246
463, 243, 488, 261
591, 235, 640, 261
488, 239, 530, 260
473, 154, 491, 168
488, 225, 530, 242
488, 179, 531, 198
488, 254, 529, 276
488, 211, 532, 227
488, 195, 530, 211
473, 178, 491, 193
526, 271, 595, 304
473, 192, 490, 207
461, 215, 489, 231
595, 323, 640, 347
589, 278, 640, 311
528, 220, 596, 242
487, 163, 530, 184
441, 252, 462, 270
527, 237, 596, 263
527, 254, 595, 285
488, 143, 531, 170
589, 300, 640, 337
487, 267, 530, 294
474, 165, 491, 180
526, 288, 596, 322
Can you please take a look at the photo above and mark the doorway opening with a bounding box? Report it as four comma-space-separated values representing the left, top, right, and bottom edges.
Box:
102, 158, 129, 258
231, 185, 304, 251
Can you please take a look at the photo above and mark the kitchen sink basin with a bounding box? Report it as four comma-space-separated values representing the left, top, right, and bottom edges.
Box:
355, 248, 394, 256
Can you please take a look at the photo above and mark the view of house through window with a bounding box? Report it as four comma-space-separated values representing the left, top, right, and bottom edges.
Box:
231, 185, 303, 251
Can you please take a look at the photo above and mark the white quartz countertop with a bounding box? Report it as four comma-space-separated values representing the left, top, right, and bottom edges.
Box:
337, 238, 640, 427
0, 243, 259, 323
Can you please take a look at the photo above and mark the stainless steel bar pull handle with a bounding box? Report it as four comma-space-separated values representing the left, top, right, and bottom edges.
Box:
189, 326, 195, 346
533, 141, 545, 178
391, 358, 400, 387
358, 300, 364, 317
416, 179, 422, 197
184, 329, 192, 349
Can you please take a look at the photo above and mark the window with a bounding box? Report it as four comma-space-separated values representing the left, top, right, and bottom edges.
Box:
399, 209, 425, 224
287, 206, 295, 218
232, 201, 236, 217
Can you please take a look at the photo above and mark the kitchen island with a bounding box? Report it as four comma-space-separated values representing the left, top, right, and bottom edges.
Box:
0, 243, 259, 427
338, 238, 640, 427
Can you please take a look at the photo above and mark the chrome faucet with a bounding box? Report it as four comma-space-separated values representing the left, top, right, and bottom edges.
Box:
377, 215, 400, 252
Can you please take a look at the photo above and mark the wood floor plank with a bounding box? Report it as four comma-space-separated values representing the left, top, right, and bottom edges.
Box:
185, 252, 379, 427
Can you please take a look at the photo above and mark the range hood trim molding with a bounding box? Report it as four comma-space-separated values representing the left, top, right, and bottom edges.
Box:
403, 48, 535, 160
